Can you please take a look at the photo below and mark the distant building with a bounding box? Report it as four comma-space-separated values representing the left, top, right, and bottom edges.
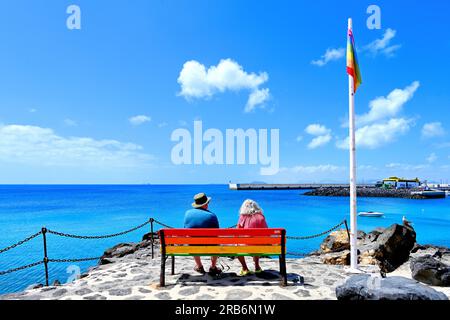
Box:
381, 177, 421, 189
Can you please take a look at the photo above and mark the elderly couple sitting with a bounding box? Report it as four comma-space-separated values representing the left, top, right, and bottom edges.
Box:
184, 192, 268, 277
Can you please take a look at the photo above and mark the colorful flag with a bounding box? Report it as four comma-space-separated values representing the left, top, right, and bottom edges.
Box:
347, 29, 362, 93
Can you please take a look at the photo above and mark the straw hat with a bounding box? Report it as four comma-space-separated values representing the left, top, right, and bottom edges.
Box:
192, 193, 211, 208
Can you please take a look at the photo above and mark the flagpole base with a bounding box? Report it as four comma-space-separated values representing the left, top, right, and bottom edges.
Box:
344, 266, 365, 274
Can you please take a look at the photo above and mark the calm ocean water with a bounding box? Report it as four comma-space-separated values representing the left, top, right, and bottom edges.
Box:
0, 184, 449, 294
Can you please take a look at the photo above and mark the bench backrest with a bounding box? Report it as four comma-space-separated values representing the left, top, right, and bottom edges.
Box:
159, 228, 286, 256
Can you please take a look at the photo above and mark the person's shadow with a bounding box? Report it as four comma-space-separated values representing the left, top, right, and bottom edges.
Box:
175, 269, 303, 287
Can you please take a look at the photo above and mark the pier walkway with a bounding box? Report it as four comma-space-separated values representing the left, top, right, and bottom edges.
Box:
229, 183, 375, 190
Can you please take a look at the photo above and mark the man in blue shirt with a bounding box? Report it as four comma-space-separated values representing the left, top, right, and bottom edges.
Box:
184, 193, 221, 275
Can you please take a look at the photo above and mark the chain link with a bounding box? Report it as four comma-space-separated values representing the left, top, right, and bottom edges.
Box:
153, 220, 237, 229
49, 257, 101, 263
47, 219, 151, 239
0, 218, 348, 278
0, 260, 44, 276
0, 231, 42, 255
153, 219, 174, 229
286, 220, 346, 240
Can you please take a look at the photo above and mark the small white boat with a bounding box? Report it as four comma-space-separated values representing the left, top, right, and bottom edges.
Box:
411, 189, 446, 199
358, 211, 384, 217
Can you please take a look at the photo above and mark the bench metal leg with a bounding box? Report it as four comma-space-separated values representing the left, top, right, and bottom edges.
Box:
160, 230, 166, 287
160, 253, 166, 287
279, 254, 287, 286
171, 256, 175, 275
280, 230, 288, 286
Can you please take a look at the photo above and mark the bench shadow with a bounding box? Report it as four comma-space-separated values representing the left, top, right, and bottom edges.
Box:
175, 270, 303, 287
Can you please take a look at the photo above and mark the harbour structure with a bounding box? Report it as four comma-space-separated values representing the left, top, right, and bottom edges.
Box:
228, 183, 375, 190
379, 177, 421, 189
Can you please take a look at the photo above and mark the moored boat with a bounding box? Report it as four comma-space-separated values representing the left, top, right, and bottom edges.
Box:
411, 189, 446, 199
358, 211, 384, 217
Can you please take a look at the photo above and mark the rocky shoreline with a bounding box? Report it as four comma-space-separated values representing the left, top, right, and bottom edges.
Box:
304, 187, 427, 199
1, 225, 449, 300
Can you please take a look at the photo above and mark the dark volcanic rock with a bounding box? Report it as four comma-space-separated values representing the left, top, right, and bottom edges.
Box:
336, 274, 448, 300
410, 255, 450, 286
365, 228, 385, 242
100, 243, 139, 264
320, 230, 350, 253
304, 187, 415, 199
142, 232, 159, 242
372, 224, 416, 272
320, 224, 416, 272
52, 280, 61, 287
411, 243, 449, 254
100, 240, 152, 264
26, 283, 44, 290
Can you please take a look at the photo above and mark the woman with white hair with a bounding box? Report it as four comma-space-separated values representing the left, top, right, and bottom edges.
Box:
236, 199, 268, 276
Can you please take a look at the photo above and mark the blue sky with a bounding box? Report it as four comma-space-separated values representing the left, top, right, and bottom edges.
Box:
0, 0, 449, 184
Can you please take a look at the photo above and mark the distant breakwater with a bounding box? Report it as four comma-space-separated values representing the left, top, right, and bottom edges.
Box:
304, 187, 425, 199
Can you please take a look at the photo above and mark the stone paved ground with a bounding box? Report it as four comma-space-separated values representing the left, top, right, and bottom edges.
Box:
0, 244, 358, 300
2, 244, 448, 300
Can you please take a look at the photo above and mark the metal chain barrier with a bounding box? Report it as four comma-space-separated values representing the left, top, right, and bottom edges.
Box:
153, 220, 237, 229
49, 257, 101, 263
0, 217, 349, 288
286, 220, 347, 240
47, 219, 151, 239
153, 219, 174, 229
0, 231, 42, 255
0, 260, 44, 276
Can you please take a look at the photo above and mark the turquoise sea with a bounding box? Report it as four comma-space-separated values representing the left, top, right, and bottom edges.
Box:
0, 184, 449, 295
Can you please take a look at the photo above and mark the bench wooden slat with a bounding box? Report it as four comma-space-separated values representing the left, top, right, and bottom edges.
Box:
163, 228, 283, 237
158, 228, 288, 287
165, 236, 281, 245
165, 245, 282, 255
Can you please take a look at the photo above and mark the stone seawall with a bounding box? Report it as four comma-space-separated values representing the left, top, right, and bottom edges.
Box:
304, 187, 423, 199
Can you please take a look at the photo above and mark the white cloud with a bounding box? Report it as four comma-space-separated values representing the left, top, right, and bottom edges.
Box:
311, 48, 345, 67
29, 108, 37, 113
308, 134, 332, 149
357, 81, 419, 126
385, 162, 429, 171
421, 122, 445, 138
245, 88, 270, 112
280, 164, 344, 174
305, 124, 332, 149
260, 164, 347, 183
426, 152, 437, 163
129, 115, 151, 126
158, 122, 168, 128
305, 124, 331, 136
364, 28, 401, 57
64, 118, 77, 127
0, 124, 153, 168
177, 59, 270, 112
337, 118, 413, 149
296, 135, 303, 142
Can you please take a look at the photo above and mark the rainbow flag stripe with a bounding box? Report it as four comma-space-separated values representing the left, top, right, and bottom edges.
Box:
347, 29, 362, 93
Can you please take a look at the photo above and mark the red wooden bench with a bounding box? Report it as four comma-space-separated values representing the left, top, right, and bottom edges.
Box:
158, 228, 287, 287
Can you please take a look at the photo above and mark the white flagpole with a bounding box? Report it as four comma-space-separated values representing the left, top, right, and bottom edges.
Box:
348, 18, 359, 271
